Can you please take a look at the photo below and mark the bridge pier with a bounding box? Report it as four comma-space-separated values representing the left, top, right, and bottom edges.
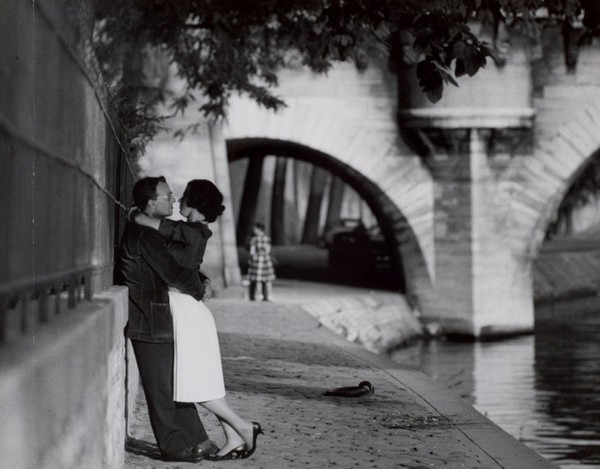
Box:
416, 127, 535, 338
395, 31, 540, 339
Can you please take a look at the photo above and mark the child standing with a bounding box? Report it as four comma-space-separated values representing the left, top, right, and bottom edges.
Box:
247, 222, 275, 301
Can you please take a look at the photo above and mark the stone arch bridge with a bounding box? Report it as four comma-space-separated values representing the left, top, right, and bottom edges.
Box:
143, 34, 600, 339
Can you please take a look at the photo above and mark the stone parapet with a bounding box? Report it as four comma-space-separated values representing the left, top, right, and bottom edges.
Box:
397, 107, 535, 129
0, 287, 131, 469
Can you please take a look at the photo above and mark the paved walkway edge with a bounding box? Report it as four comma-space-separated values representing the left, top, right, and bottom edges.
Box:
310, 324, 558, 468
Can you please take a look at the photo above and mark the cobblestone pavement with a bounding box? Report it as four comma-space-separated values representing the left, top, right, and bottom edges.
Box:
125, 289, 556, 469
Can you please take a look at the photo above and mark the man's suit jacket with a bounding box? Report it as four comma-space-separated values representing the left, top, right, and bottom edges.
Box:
118, 222, 205, 342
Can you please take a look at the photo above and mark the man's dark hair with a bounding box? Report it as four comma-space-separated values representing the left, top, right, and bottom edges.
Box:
133, 176, 166, 210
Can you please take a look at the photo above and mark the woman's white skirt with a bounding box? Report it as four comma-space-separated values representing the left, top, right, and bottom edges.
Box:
169, 291, 226, 402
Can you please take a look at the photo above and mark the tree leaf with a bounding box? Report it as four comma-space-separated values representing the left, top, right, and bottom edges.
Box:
426, 86, 443, 103
453, 40, 467, 59
455, 58, 467, 77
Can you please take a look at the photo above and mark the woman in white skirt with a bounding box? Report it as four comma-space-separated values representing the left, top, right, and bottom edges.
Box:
132, 179, 262, 461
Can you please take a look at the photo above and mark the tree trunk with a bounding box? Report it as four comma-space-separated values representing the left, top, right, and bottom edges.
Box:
323, 176, 345, 235
236, 154, 265, 246
301, 167, 328, 244
270, 157, 287, 245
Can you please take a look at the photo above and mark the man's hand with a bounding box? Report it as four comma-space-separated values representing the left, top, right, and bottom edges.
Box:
202, 279, 213, 302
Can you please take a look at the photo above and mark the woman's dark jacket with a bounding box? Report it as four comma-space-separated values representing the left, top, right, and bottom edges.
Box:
158, 219, 212, 269
118, 223, 205, 342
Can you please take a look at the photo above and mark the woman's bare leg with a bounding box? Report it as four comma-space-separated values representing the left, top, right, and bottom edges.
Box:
199, 398, 253, 456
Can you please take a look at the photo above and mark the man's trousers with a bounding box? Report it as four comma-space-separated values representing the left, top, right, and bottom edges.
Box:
131, 340, 209, 455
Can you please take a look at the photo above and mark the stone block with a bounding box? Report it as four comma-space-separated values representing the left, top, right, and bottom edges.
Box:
0, 287, 129, 469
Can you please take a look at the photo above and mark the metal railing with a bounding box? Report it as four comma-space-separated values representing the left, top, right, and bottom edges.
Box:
0, 268, 92, 344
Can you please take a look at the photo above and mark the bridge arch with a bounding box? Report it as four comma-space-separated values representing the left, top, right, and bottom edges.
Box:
506, 98, 600, 260
223, 99, 434, 299
228, 138, 414, 289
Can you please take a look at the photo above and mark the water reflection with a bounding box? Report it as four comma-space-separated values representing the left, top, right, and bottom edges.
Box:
533, 306, 600, 467
390, 299, 600, 468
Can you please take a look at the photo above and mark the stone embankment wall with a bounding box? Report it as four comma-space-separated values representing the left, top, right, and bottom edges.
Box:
302, 238, 600, 351
301, 292, 423, 354
1, 1, 139, 467
534, 238, 600, 303
0, 288, 135, 469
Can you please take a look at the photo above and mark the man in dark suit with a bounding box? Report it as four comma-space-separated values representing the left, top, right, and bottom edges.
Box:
119, 176, 216, 462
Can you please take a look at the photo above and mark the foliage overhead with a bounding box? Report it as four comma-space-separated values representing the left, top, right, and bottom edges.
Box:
93, 0, 600, 155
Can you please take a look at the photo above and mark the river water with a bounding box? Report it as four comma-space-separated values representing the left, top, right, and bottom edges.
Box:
390, 297, 600, 468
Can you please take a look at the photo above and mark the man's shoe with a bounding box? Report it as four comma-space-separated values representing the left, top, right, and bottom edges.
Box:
161, 447, 203, 463
192, 440, 219, 458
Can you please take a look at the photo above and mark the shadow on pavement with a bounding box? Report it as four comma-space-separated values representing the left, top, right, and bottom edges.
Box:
125, 437, 162, 461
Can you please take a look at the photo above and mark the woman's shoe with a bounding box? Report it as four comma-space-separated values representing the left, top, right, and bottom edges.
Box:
205, 444, 247, 461
241, 422, 263, 459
